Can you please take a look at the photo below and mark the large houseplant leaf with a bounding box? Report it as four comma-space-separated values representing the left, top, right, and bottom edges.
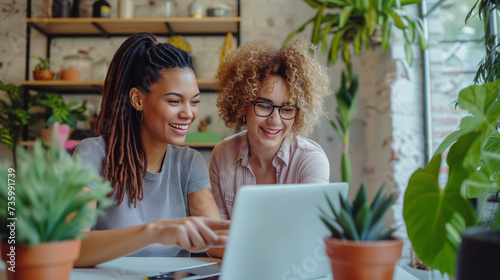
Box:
404, 154, 477, 276
405, 78, 500, 276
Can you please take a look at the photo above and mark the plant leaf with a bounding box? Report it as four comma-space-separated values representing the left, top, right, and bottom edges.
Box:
339, 6, 354, 28
404, 154, 477, 276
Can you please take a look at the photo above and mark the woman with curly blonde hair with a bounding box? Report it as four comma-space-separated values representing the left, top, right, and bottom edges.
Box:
210, 39, 332, 220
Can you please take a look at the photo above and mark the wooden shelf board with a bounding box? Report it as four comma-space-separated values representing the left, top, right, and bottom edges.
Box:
27, 17, 240, 35
23, 79, 215, 92
21, 140, 216, 148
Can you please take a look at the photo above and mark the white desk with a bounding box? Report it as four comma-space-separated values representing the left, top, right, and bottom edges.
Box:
1, 257, 418, 280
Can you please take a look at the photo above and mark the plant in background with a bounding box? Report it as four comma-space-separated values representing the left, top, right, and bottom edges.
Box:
0, 81, 44, 166
31, 56, 55, 80
404, 78, 500, 276
0, 137, 112, 247
466, 0, 500, 84
39, 93, 87, 129
285, 0, 427, 76
32, 56, 51, 70
329, 72, 358, 188
285, 0, 428, 190
320, 182, 397, 241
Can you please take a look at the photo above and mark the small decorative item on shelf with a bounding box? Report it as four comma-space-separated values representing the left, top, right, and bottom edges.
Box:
79, 0, 95, 17
168, 36, 191, 53
207, 5, 228, 17
39, 93, 87, 144
52, 0, 71, 17
61, 50, 93, 81
219, 32, 235, 66
92, 0, 111, 18
188, 0, 204, 18
153, 0, 177, 18
32, 56, 55, 80
70, 0, 80, 17
118, 0, 134, 19
92, 57, 109, 80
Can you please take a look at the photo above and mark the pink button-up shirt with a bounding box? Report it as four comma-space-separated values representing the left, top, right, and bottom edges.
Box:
209, 131, 330, 220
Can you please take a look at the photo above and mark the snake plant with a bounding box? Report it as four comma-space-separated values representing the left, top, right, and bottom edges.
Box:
320, 182, 397, 241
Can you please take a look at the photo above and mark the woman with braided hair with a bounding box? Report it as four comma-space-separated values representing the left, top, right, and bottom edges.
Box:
73, 33, 229, 267
210, 39, 331, 220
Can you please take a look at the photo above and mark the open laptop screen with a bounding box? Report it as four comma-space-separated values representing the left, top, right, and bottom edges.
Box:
220, 183, 348, 280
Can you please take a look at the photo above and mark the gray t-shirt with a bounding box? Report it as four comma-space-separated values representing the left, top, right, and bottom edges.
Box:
73, 136, 211, 257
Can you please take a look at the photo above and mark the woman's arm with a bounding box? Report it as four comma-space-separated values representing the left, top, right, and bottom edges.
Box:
75, 188, 230, 267
188, 188, 227, 258
209, 144, 230, 220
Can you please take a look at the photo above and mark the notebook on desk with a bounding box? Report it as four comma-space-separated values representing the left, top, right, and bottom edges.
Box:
147, 182, 348, 280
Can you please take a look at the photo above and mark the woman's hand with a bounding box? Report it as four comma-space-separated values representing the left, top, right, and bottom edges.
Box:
152, 216, 230, 252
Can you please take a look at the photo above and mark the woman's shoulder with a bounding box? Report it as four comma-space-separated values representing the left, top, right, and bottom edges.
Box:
74, 136, 106, 156
215, 131, 246, 150
290, 136, 326, 154
169, 144, 203, 160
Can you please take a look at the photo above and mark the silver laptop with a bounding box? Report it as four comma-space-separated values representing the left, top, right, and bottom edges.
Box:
220, 182, 348, 280
146, 182, 348, 280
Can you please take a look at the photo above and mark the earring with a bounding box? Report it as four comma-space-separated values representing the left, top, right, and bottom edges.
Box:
136, 110, 144, 121
242, 114, 246, 124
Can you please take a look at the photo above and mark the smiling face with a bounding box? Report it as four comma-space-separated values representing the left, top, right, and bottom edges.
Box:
135, 68, 200, 147
245, 75, 295, 151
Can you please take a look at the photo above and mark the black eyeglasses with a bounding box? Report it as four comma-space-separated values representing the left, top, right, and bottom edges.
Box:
251, 101, 300, 120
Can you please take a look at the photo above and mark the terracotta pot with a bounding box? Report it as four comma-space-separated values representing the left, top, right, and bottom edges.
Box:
60, 68, 80, 81
1, 239, 81, 280
33, 69, 55, 80
325, 237, 403, 280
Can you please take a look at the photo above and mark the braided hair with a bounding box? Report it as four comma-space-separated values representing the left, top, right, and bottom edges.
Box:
96, 32, 194, 206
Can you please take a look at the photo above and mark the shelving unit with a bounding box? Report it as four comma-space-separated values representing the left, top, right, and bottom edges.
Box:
23, 0, 241, 147
22, 78, 216, 93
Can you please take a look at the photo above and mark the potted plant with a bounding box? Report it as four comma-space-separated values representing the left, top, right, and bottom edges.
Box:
39, 93, 87, 144
285, 0, 428, 191
0, 133, 111, 280
403, 78, 500, 277
32, 56, 55, 80
320, 182, 402, 280
0, 81, 45, 166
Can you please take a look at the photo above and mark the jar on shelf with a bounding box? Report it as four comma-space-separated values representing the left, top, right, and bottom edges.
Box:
61, 51, 92, 81
189, 0, 203, 18
153, 0, 177, 18
118, 0, 134, 19
92, 58, 109, 80
92, 0, 111, 18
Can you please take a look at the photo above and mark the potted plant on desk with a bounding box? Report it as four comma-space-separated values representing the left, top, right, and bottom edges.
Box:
403, 78, 500, 278
320, 182, 402, 280
0, 134, 111, 280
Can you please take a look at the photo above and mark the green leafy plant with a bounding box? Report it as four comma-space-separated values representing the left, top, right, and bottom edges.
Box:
0, 81, 44, 166
285, 0, 427, 76
32, 56, 51, 70
285, 0, 428, 193
404, 78, 500, 276
466, 0, 500, 84
39, 93, 87, 129
329, 72, 358, 188
320, 182, 397, 240
0, 137, 112, 247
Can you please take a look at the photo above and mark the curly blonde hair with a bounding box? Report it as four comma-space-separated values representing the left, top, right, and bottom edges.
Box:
215, 39, 331, 138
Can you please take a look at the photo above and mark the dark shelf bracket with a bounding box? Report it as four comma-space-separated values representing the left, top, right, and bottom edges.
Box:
164, 22, 173, 37
91, 22, 111, 38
